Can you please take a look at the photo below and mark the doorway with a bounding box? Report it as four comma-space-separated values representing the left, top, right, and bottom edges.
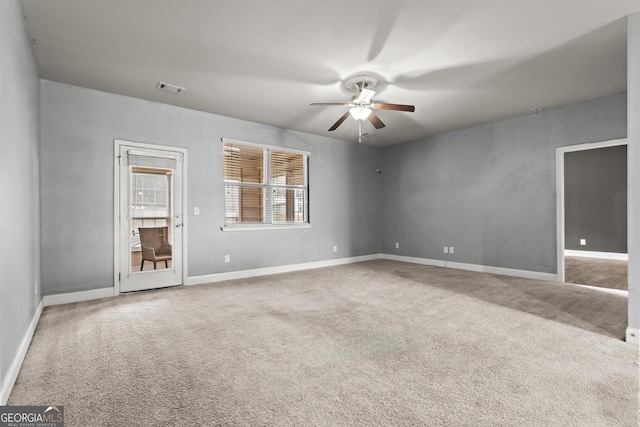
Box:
114, 140, 187, 293
556, 138, 628, 290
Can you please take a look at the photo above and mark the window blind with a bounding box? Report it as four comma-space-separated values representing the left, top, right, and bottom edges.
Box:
223, 140, 309, 226
128, 151, 177, 170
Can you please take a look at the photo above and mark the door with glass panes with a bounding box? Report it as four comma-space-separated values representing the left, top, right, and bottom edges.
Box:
117, 142, 185, 292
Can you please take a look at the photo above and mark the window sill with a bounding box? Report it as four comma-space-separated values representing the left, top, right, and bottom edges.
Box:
220, 224, 312, 232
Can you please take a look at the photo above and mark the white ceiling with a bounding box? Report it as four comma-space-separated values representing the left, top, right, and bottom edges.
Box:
19, 0, 640, 146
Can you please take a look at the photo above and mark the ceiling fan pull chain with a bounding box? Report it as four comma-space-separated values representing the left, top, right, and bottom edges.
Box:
359, 120, 362, 143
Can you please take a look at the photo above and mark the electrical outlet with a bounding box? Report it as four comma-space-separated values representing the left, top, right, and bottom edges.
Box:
444, 246, 449, 254
395, 242, 399, 249
449, 247, 454, 254
224, 254, 230, 263
333, 245, 337, 252
580, 239, 586, 246
194, 207, 200, 216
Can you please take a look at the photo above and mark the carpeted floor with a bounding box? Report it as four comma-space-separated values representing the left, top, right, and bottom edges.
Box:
565, 256, 628, 290
9, 260, 639, 426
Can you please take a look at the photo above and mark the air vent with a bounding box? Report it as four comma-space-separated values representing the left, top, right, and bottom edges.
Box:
156, 81, 185, 95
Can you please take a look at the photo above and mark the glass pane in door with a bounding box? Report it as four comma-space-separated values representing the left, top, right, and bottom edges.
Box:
129, 167, 173, 272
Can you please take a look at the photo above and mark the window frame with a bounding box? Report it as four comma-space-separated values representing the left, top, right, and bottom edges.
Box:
222, 138, 311, 231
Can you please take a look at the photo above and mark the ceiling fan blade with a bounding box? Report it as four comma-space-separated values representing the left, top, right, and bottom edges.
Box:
372, 103, 415, 112
311, 102, 351, 107
328, 111, 351, 131
368, 112, 386, 129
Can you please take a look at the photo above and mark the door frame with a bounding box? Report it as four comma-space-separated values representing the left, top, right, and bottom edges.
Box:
555, 137, 627, 283
113, 139, 188, 295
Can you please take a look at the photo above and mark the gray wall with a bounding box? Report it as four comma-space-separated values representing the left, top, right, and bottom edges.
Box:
0, 0, 41, 392
628, 13, 640, 336
381, 93, 627, 274
40, 81, 381, 295
564, 145, 627, 253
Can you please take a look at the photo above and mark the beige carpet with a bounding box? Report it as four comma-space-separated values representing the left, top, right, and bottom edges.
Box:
9, 260, 639, 426
565, 256, 628, 290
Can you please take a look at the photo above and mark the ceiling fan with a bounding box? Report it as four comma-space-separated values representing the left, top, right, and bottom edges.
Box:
311, 76, 415, 142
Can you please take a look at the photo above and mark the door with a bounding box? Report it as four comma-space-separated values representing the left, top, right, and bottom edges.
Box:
116, 142, 186, 292
556, 138, 627, 288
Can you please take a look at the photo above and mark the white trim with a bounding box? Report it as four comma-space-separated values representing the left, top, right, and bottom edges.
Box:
0, 301, 43, 405
572, 284, 628, 297
42, 287, 115, 307
446, 261, 558, 281
382, 254, 444, 268
556, 145, 566, 282
564, 250, 628, 260
190, 253, 561, 286
559, 138, 628, 153
113, 141, 120, 295
625, 327, 639, 345
187, 254, 381, 285
381, 254, 558, 281
556, 138, 628, 283
113, 139, 189, 295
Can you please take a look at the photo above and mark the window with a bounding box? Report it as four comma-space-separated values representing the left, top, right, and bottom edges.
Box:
130, 167, 172, 248
223, 139, 309, 227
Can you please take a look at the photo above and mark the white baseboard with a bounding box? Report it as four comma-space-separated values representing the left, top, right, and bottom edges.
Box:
564, 250, 628, 261
380, 254, 559, 282
446, 261, 559, 282
382, 254, 445, 268
42, 287, 115, 307
626, 328, 639, 345
187, 254, 382, 286
573, 283, 628, 297
0, 301, 43, 406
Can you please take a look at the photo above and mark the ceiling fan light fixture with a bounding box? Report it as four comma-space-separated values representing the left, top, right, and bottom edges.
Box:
350, 106, 372, 121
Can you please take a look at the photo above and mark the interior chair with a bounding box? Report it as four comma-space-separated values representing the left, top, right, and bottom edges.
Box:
138, 226, 172, 271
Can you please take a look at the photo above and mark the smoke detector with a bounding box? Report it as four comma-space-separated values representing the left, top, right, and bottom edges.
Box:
156, 81, 185, 95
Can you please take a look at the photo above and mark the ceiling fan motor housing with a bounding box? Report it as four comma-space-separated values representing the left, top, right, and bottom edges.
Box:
345, 75, 378, 92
